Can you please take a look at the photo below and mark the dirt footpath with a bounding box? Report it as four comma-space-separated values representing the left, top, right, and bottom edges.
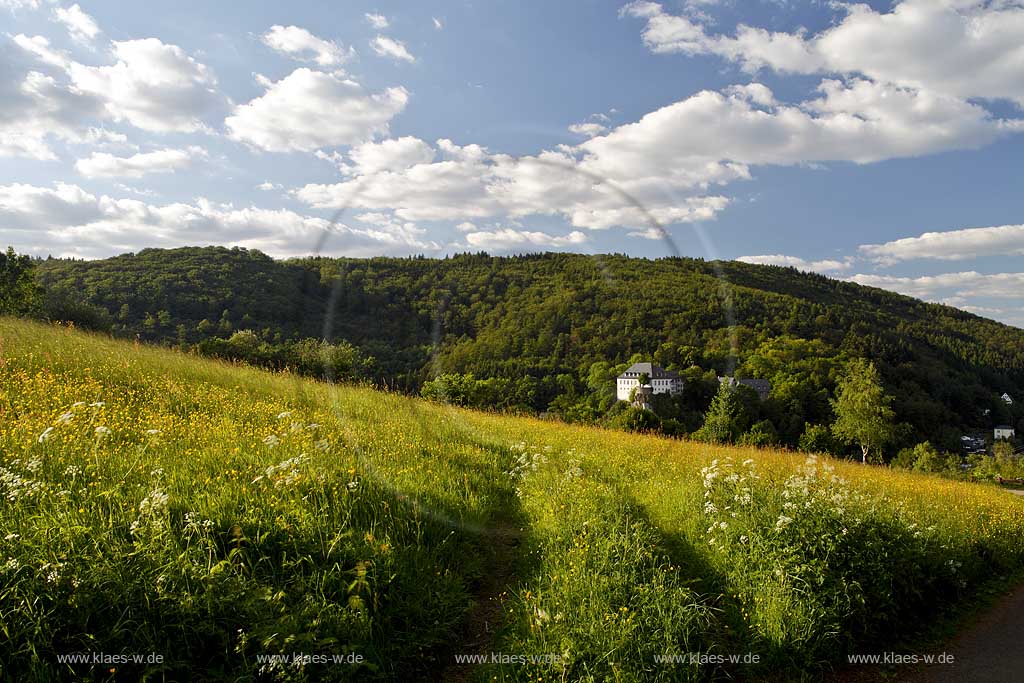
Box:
830, 580, 1024, 683
902, 582, 1024, 683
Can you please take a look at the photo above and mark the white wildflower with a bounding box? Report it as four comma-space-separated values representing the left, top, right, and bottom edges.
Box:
263, 454, 309, 488
133, 486, 170, 535
184, 512, 214, 534
139, 488, 169, 517
42, 561, 65, 584
0, 466, 44, 501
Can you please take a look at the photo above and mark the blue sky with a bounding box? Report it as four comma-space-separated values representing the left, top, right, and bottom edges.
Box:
1, 0, 1022, 327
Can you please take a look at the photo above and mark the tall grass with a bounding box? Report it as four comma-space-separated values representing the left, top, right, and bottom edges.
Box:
2, 318, 1023, 681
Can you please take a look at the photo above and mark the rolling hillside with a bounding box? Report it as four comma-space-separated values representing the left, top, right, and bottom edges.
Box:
34, 248, 1024, 452
2, 318, 1024, 681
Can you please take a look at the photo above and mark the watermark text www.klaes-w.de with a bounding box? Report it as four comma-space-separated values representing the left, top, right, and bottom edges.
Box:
254, 653, 366, 666
454, 652, 563, 665
654, 652, 761, 665
57, 652, 369, 667
848, 652, 955, 665
56, 652, 165, 665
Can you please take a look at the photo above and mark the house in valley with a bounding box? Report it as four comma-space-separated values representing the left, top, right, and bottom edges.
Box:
995, 425, 1016, 441
961, 434, 986, 454
616, 362, 683, 402
719, 376, 772, 401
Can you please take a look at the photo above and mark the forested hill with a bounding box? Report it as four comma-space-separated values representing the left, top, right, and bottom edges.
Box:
35, 246, 1024, 452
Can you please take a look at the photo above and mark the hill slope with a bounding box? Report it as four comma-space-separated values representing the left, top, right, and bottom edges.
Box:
2, 319, 1024, 681
35, 247, 1024, 450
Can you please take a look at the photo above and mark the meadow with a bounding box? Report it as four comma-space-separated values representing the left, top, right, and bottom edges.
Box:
2, 317, 1024, 682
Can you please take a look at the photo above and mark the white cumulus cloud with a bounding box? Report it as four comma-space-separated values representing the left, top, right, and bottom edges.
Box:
1, 0, 45, 11
344, 136, 435, 175
464, 228, 588, 251
568, 122, 609, 137
623, 0, 1024, 105
261, 25, 354, 66
370, 35, 415, 63
846, 270, 1024, 327
74, 146, 207, 178
292, 74, 1020, 235
68, 38, 223, 133
225, 68, 409, 152
53, 4, 100, 45
736, 254, 853, 274
295, 137, 733, 229
0, 182, 440, 258
365, 13, 389, 29
0, 49, 106, 159
13, 33, 70, 67
848, 271, 1024, 301
859, 224, 1024, 263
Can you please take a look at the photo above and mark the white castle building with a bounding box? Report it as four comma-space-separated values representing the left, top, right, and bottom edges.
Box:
616, 362, 683, 402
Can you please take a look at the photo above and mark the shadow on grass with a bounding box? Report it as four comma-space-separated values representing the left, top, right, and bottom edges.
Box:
428, 436, 539, 683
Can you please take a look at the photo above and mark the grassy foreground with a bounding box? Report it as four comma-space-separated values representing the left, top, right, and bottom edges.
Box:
2, 318, 1024, 682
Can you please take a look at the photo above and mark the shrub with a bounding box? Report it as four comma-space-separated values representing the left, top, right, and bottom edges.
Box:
700, 454, 971, 669
798, 422, 841, 455
739, 420, 779, 447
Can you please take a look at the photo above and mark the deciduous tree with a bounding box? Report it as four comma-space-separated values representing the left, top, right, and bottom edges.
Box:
832, 359, 896, 463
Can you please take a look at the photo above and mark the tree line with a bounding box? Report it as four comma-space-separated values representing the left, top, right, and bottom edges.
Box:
3, 245, 1021, 461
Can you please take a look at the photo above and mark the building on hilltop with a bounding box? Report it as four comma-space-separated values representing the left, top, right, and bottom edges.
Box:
719, 376, 771, 401
995, 425, 1016, 441
616, 362, 683, 402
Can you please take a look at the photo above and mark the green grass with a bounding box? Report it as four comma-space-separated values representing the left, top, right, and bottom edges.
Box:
2, 317, 1024, 682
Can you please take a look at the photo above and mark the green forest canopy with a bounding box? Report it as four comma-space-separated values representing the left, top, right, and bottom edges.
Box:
30, 246, 1024, 454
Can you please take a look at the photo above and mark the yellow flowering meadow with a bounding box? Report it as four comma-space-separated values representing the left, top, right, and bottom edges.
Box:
2, 318, 1023, 682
